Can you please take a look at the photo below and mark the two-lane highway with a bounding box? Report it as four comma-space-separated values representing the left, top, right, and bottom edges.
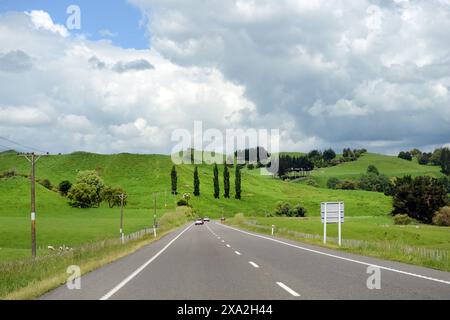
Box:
41, 221, 450, 300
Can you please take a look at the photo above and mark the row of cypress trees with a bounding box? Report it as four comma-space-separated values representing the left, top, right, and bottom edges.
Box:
170, 164, 241, 199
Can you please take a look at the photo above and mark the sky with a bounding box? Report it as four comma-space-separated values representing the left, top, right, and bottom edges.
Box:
0, 0, 449, 155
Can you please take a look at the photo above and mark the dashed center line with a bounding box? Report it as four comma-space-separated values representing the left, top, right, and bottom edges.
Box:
226, 244, 231, 248
276, 282, 300, 297
248, 261, 259, 268
221, 240, 225, 243
234, 251, 241, 255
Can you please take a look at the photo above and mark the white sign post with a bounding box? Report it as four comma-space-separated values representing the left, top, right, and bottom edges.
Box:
321, 202, 344, 246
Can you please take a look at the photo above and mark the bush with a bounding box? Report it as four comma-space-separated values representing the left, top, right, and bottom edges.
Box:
38, 179, 52, 190
100, 186, 127, 208
0, 169, 17, 179
247, 163, 255, 170
391, 176, 448, 224
398, 151, 412, 161
305, 178, 318, 187
58, 180, 72, 195
367, 165, 379, 175
327, 177, 340, 189
67, 183, 98, 208
359, 173, 390, 193
432, 207, 450, 226
393, 214, 414, 225
177, 199, 188, 206
274, 202, 307, 217
336, 179, 359, 190
290, 204, 307, 217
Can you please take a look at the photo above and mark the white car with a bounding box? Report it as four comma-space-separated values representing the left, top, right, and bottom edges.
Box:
195, 219, 204, 225
203, 217, 210, 222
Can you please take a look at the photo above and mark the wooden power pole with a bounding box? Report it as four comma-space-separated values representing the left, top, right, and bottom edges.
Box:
19, 152, 48, 259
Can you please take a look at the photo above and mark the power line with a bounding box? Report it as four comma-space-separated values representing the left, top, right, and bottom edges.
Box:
0, 136, 46, 153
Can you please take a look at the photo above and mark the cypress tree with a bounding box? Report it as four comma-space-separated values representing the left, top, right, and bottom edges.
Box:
213, 163, 220, 199
235, 165, 241, 200
171, 165, 177, 195
193, 166, 200, 196
223, 165, 230, 198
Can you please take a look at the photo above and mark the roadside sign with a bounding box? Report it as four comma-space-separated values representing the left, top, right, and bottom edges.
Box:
321, 202, 344, 223
321, 202, 344, 246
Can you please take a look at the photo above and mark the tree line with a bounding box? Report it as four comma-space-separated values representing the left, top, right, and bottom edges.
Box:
398, 147, 450, 175
171, 164, 242, 200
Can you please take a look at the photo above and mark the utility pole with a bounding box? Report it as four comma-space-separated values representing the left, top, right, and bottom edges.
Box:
118, 193, 127, 243
19, 152, 49, 259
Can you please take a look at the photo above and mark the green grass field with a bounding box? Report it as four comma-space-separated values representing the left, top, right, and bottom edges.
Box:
309, 153, 444, 187
0, 150, 448, 272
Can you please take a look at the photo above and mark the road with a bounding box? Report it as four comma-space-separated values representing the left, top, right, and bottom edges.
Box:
41, 221, 450, 300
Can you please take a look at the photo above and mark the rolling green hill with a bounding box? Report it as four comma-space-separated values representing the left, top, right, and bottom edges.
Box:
310, 153, 443, 187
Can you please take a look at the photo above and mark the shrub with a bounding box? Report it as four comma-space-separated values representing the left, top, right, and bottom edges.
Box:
67, 183, 98, 208
393, 214, 414, 225
367, 165, 379, 175
327, 177, 340, 189
275, 201, 291, 216
359, 173, 390, 193
0, 169, 17, 179
177, 199, 188, 206
336, 179, 359, 190
398, 151, 412, 161
305, 178, 318, 187
290, 204, 307, 217
432, 207, 450, 226
247, 163, 255, 170
391, 176, 448, 224
38, 179, 52, 190
100, 186, 127, 208
58, 180, 72, 195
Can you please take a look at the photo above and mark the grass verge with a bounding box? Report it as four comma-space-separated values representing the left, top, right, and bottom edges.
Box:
0, 207, 193, 300
225, 213, 450, 272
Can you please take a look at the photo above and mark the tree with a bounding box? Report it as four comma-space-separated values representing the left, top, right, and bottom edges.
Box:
391, 176, 448, 224
58, 180, 72, 195
430, 148, 442, 165
101, 186, 127, 208
410, 148, 422, 158
171, 165, 177, 195
440, 147, 450, 175
67, 183, 98, 208
323, 148, 336, 162
327, 177, 341, 189
71, 170, 105, 207
193, 166, 200, 196
418, 152, 432, 165
223, 165, 230, 198
235, 165, 241, 199
398, 151, 412, 161
367, 165, 379, 175
213, 163, 220, 199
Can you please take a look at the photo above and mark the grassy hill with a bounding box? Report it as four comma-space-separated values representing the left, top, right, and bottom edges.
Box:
310, 153, 443, 187
0, 150, 392, 261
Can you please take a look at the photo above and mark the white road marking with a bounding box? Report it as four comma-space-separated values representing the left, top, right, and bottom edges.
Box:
249, 261, 259, 268
221, 240, 225, 243
277, 282, 300, 297
235, 251, 241, 255
226, 244, 231, 248
216, 223, 450, 286
100, 224, 193, 300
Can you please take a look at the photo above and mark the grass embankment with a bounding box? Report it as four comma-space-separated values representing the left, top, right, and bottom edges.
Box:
0, 208, 193, 300
309, 153, 443, 187
226, 214, 450, 272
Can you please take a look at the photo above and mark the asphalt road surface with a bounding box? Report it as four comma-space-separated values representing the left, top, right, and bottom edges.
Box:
41, 222, 450, 300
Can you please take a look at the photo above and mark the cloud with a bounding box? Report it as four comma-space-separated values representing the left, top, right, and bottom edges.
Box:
129, 0, 450, 152
0, 11, 254, 154
99, 29, 118, 38
112, 59, 154, 73
0, 50, 32, 73
25, 10, 69, 37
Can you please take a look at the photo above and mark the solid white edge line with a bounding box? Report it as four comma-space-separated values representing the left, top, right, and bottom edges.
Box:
100, 224, 193, 300
215, 223, 450, 286
277, 282, 300, 297
235, 251, 241, 255
249, 261, 259, 268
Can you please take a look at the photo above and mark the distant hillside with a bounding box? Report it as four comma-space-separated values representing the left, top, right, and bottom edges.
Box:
310, 152, 443, 187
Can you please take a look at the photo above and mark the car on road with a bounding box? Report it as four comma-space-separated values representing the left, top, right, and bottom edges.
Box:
203, 217, 210, 222
195, 219, 204, 225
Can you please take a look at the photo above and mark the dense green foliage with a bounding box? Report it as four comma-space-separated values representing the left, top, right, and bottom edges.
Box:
171, 165, 177, 195
390, 176, 448, 224
235, 165, 241, 200
193, 166, 200, 196
58, 180, 72, 195
213, 163, 219, 199
223, 165, 230, 198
